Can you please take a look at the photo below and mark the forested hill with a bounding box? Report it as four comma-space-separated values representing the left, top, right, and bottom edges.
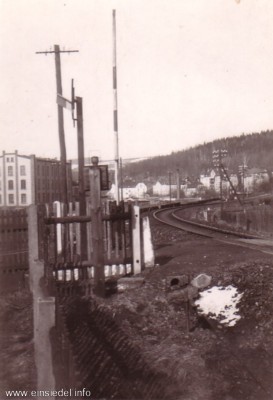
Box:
123, 130, 273, 182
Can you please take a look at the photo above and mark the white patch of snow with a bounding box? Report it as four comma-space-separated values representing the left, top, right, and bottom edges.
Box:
195, 285, 243, 327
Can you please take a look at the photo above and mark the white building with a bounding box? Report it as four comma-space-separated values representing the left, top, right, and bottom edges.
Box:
243, 168, 269, 193
200, 169, 217, 190
0, 151, 72, 207
0, 151, 35, 206
109, 182, 148, 200
184, 184, 198, 197
200, 169, 238, 194
152, 181, 177, 197
152, 180, 196, 198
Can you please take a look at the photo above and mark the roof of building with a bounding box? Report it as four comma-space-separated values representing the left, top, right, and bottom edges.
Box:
246, 168, 268, 175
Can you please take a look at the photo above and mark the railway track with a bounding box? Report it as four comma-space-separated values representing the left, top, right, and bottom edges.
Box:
153, 205, 273, 256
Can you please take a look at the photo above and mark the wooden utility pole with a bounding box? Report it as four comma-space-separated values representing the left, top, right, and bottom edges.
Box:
176, 169, 181, 200
54, 45, 67, 203
36, 45, 79, 204
76, 97, 87, 258
212, 149, 228, 216
53, 78, 88, 259
168, 171, 172, 201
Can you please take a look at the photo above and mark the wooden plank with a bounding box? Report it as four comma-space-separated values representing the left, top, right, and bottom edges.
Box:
106, 202, 112, 261
75, 202, 81, 260
44, 212, 130, 224
68, 202, 74, 262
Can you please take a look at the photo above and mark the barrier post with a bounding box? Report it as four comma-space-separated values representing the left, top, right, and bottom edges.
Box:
89, 157, 105, 297
132, 204, 142, 274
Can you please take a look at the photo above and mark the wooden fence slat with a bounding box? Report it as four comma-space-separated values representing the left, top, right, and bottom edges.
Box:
75, 202, 81, 259
0, 208, 28, 274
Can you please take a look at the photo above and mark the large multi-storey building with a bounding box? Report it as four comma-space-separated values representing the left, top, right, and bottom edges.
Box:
0, 151, 72, 206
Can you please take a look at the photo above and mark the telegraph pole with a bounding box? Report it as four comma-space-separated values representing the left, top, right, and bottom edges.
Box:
239, 162, 247, 199
168, 171, 172, 201
55, 80, 88, 258
212, 149, 228, 216
176, 169, 181, 200
212, 149, 228, 198
36, 45, 79, 204
75, 96, 88, 258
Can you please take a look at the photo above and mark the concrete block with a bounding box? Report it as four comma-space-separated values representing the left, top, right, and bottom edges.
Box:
117, 277, 145, 293
35, 297, 55, 397
142, 216, 155, 268
167, 285, 198, 304
191, 274, 212, 289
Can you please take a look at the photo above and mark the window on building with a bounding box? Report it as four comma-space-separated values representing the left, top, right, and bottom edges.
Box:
21, 180, 26, 190
0, 194, 2, 204
6, 157, 9, 162
8, 180, 14, 190
8, 166, 13, 176
0, 167, 1, 177
21, 193, 27, 204
10, 157, 14, 162
8, 194, 14, 204
0, 180, 1, 190
20, 165, 26, 176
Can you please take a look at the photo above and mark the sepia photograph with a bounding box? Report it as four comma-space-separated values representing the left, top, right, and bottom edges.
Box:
0, 0, 273, 399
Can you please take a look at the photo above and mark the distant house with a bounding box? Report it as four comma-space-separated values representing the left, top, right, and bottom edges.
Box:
152, 180, 176, 197
200, 169, 217, 190
200, 168, 238, 194
109, 182, 148, 200
153, 178, 195, 198
0, 150, 72, 207
184, 183, 198, 197
243, 168, 269, 193
199, 166, 271, 195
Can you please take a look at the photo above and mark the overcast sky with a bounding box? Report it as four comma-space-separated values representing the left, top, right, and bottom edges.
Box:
1, 0, 273, 162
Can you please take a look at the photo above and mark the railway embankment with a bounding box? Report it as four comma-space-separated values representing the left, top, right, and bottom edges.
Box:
51, 296, 170, 399
48, 210, 273, 400
102, 215, 273, 400
178, 201, 273, 238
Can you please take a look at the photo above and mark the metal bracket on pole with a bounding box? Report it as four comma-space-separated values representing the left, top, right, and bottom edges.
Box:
56, 79, 77, 126
71, 79, 77, 126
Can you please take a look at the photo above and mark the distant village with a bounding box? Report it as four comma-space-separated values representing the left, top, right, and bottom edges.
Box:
109, 167, 269, 201
0, 150, 270, 207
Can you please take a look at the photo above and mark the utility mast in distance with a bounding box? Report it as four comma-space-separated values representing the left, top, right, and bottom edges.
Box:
112, 10, 120, 204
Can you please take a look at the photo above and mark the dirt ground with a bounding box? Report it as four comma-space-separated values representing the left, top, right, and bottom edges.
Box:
0, 289, 36, 398
104, 216, 273, 400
